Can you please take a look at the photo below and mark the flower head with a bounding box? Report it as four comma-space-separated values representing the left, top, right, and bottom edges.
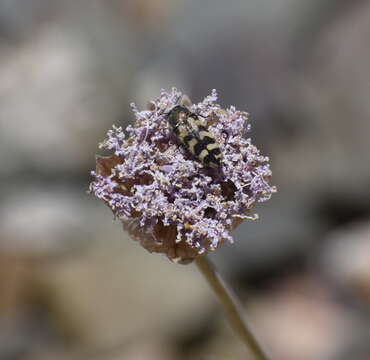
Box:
90, 89, 276, 263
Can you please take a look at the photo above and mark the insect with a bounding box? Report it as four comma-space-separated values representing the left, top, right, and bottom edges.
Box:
167, 105, 222, 168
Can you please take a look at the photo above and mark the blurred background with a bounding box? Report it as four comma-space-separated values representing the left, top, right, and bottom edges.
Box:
1, 0, 370, 359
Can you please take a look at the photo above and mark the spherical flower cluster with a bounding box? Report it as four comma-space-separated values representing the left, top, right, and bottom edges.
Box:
90, 89, 276, 263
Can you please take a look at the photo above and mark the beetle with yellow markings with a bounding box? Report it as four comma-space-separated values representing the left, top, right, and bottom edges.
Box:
167, 105, 222, 168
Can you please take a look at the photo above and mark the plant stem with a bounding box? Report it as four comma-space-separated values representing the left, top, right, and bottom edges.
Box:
195, 256, 270, 360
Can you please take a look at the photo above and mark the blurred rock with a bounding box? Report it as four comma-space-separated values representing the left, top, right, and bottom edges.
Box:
331, 328, 370, 360
0, 256, 30, 314
0, 187, 91, 257
320, 220, 370, 304
293, 1, 370, 195
99, 337, 176, 360
0, 254, 62, 359
0, 25, 128, 176
31, 336, 177, 360
248, 275, 357, 360
0, 0, 61, 42
32, 233, 211, 349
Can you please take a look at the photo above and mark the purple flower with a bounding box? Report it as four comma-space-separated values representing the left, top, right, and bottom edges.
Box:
90, 89, 276, 263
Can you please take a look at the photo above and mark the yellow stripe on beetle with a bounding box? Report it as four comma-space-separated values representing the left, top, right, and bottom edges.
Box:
199, 131, 213, 140
206, 143, 218, 151
187, 138, 198, 154
199, 149, 209, 161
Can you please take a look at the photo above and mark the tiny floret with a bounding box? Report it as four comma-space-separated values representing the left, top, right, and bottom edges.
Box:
90, 89, 276, 263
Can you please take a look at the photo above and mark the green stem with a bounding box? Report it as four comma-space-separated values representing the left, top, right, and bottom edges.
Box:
195, 256, 270, 360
